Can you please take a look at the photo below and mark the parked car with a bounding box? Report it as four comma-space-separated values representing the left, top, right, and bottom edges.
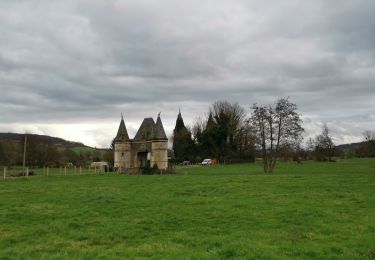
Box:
201, 159, 212, 165
182, 161, 191, 166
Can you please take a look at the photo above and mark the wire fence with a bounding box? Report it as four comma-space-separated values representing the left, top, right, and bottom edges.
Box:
1, 166, 107, 180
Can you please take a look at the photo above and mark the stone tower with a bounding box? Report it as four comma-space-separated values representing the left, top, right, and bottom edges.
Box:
114, 115, 131, 171
151, 115, 168, 169
114, 114, 168, 172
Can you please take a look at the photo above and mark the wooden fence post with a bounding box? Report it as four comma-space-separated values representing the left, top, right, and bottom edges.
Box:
26, 167, 29, 177
47, 167, 49, 176
3, 167, 6, 180
65, 167, 67, 176
80, 166, 82, 175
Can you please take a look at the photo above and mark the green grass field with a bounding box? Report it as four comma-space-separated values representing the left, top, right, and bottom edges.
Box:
0, 159, 374, 259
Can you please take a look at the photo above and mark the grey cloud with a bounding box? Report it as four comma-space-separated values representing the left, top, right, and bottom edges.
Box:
0, 0, 374, 146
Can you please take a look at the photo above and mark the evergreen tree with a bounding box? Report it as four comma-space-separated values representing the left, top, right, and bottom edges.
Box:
200, 112, 219, 159
214, 110, 230, 161
172, 110, 194, 161
190, 101, 256, 163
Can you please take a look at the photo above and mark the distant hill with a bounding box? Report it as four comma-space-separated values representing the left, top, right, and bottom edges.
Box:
0, 133, 111, 165
0, 132, 88, 149
336, 142, 363, 150
0, 132, 363, 153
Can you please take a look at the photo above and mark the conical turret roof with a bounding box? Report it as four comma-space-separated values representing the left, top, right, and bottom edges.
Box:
115, 115, 129, 142
155, 115, 168, 140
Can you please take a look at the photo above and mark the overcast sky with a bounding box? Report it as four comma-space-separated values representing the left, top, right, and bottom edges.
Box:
1, 0, 374, 148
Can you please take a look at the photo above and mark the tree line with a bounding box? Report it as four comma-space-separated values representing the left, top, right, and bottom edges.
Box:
173, 101, 255, 165
172, 98, 375, 173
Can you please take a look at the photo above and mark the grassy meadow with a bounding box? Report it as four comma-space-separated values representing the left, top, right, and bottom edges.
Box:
0, 159, 374, 259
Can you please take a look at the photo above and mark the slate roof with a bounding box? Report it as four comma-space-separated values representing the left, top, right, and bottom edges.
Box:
114, 116, 130, 142
134, 118, 155, 141
155, 116, 168, 140
133, 116, 168, 141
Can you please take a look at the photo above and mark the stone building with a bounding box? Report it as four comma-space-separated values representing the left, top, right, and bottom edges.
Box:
114, 114, 168, 172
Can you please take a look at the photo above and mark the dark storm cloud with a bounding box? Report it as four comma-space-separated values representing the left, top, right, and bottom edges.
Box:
0, 0, 374, 146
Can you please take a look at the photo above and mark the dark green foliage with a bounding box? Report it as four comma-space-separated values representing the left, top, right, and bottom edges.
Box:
200, 112, 220, 158
103, 150, 114, 166
63, 148, 80, 165
174, 111, 186, 131
214, 110, 231, 160
174, 102, 255, 163
62, 147, 105, 166
209, 101, 251, 162
91, 150, 102, 161
172, 111, 195, 161
140, 162, 160, 175
193, 101, 256, 163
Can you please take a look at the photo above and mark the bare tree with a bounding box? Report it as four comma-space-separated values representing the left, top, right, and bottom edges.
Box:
360, 130, 375, 157
315, 124, 335, 161
363, 130, 375, 142
251, 98, 304, 173
0, 142, 8, 166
